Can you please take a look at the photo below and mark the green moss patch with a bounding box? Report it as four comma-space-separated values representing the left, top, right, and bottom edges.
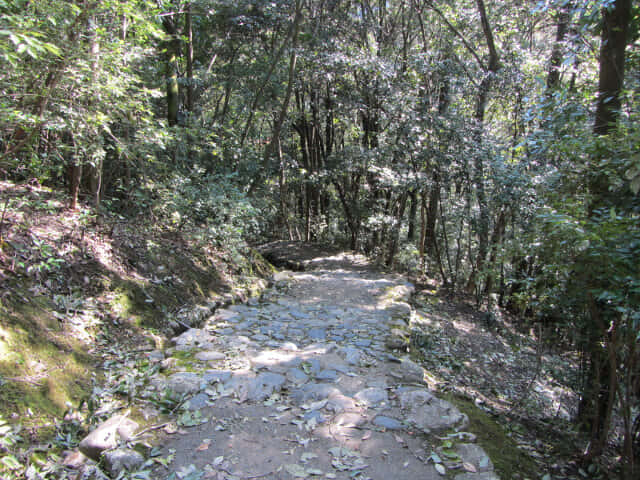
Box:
444, 394, 537, 479
0, 295, 93, 435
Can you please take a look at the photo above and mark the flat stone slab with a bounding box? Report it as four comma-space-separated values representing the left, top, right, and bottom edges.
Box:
372, 415, 404, 430
355, 387, 389, 407
390, 357, 425, 384
195, 350, 225, 361
454, 473, 500, 480
172, 328, 214, 348
399, 389, 468, 433
247, 372, 286, 401
203, 369, 232, 384
166, 372, 203, 394
184, 392, 210, 410
289, 383, 340, 405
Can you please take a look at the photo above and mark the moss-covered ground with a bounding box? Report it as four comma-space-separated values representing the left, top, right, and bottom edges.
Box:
0, 180, 271, 477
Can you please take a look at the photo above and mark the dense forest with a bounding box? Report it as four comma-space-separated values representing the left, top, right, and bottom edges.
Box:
1, 0, 639, 478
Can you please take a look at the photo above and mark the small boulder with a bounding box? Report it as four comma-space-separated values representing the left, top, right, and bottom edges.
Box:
385, 329, 408, 350
455, 443, 494, 473
390, 357, 424, 384
372, 415, 404, 430
79, 415, 139, 461
167, 372, 203, 394
78, 464, 110, 480
103, 448, 145, 476
399, 389, 468, 433
354, 387, 389, 407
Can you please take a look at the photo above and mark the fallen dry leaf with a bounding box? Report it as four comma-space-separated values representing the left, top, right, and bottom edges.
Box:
196, 442, 210, 451
163, 423, 179, 434
463, 462, 477, 473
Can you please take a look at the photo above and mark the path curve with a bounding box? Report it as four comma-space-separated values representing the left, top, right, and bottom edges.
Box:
150, 250, 499, 480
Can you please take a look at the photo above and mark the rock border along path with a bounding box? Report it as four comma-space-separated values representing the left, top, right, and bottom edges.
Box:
146, 251, 499, 480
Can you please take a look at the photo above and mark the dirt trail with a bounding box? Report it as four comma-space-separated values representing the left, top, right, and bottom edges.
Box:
149, 248, 499, 480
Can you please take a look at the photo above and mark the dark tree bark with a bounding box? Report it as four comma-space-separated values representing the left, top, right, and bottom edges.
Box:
582, 0, 633, 467
407, 189, 417, 241
593, 0, 631, 136
185, 2, 194, 112
161, 14, 180, 126
546, 3, 572, 90
467, 0, 500, 295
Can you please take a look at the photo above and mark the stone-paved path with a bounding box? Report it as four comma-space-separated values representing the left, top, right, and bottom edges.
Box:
148, 252, 499, 480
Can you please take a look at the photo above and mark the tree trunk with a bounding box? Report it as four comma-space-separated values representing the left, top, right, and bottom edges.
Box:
88, 16, 102, 207
386, 193, 408, 267
407, 189, 417, 241
185, 2, 194, 112
162, 15, 180, 126
469, 0, 500, 293
546, 3, 572, 90
582, 0, 632, 465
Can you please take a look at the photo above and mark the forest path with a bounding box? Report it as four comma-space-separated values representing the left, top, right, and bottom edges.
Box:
148, 247, 498, 480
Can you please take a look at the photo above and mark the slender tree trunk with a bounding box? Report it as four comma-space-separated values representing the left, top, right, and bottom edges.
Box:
88, 16, 101, 207
546, 3, 572, 90
185, 2, 194, 112
162, 15, 180, 126
386, 193, 407, 267
419, 192, 427, 274
469, 0, 500, 294
407, 189, 417, 241
424, 175, 440, 256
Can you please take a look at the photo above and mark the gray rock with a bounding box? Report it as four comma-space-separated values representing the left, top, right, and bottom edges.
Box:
214, 309, 241, 322
272, 271, 292, 283
289, 383, 340, 405
184, 392, 210, 410
372, 415, 404, 430
286, 368, 309, 385
385, 329, 408, 350
167, 372, 203, 394
341, 346, 362, 365
398, 389, 434, 409
304, 410, 327, 424
247, 372, 286, 401
355, 339, 372, 347
316, 369, 338, 381
290, 309, 310, 319
78, 465, 110, 480
326, 393, 358, 413
354, 387, 389, 407
386, 302, 412, 319
195, 350, 225, 361
203, 369, 232, 384
146, 350, 164, 363
455, 444, 494, 472
332, 412, 366, 428
79, 415, 139, 461
399, 389, 468, 433
172, 328, 214, 349
391, 357, 424, 384
103, 448, 145, 476
308, 328, 326, 340
454, 473, 500, 480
